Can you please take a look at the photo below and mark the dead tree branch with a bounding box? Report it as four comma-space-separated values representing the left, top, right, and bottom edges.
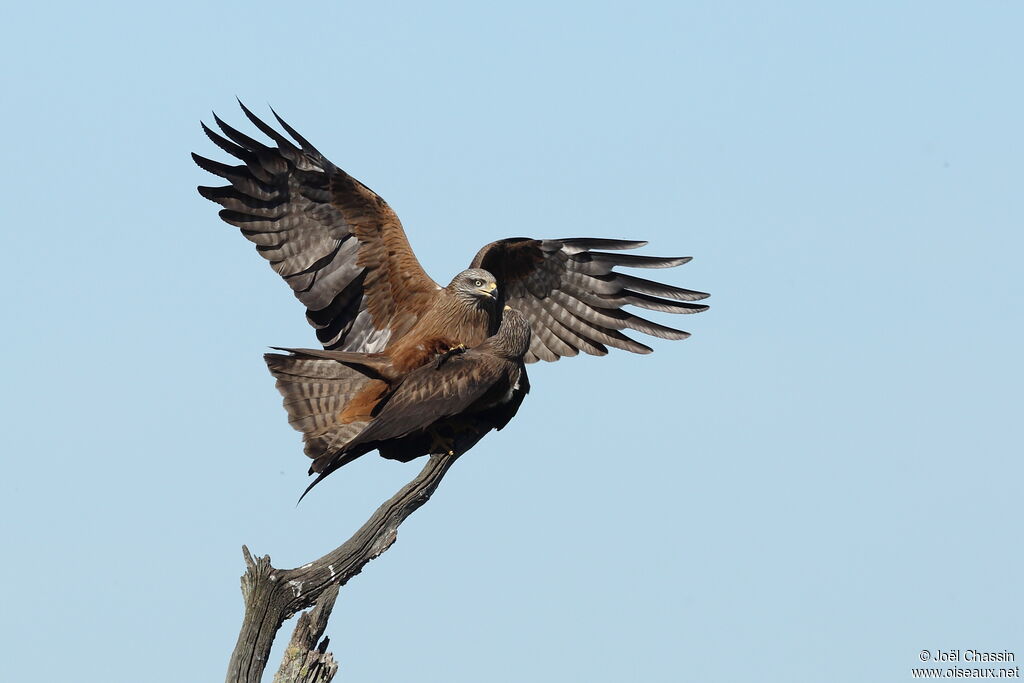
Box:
226, 453, 461, 683
271, 584, 339, 683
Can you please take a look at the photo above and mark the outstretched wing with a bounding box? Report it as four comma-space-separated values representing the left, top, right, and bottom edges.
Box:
194, 102, 440, 352
470, 238, 709, 363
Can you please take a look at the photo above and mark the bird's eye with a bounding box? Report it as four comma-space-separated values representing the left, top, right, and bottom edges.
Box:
474, 279, 484, 287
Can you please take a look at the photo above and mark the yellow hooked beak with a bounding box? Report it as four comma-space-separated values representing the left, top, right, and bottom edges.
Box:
480, 281, 498, 299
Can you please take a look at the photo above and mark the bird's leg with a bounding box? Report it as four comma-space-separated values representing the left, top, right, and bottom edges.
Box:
443, 417, 485, 451
427, 427, 457, 456
434, 344, 468, 369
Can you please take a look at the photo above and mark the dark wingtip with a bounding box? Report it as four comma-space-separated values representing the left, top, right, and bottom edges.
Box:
196, 184, 219, 201
653, 256, 692, 267
192, 152, 238, 179
236, 98, 259, 123
269, 105, 322, 156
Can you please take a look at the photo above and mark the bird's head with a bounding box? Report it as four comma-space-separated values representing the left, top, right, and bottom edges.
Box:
449, 268, 499, 308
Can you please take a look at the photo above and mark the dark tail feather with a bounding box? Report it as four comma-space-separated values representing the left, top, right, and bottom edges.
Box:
295, 449, 366, 504
265, 351, 380, 459
270, 347, 394, 380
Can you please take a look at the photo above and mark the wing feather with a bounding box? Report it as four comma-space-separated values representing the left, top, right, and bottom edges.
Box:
347, 353, 510, 447
471, 238, 708, 362
195, 103, 440, 351
612, 272, 709, 301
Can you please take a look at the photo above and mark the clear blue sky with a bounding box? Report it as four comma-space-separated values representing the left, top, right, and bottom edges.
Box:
2, 2, 1021, 681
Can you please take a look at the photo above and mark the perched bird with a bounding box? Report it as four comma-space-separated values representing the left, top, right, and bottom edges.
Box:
194, 102, 709, 367
266, 308, 533, 498
194, 102, 708, 492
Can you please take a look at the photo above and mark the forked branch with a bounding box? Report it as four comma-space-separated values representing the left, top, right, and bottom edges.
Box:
226, 453, 461, 683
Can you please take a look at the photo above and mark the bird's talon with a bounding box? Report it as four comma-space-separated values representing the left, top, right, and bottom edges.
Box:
427, 430, 457, 456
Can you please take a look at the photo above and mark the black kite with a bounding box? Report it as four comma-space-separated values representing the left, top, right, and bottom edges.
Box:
194, 103, 708, 491
193, 103, 709, 368
267, 308, 532, 497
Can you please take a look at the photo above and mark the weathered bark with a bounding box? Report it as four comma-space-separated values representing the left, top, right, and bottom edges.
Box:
226, 453, 461, 683
272, 585, 339, 683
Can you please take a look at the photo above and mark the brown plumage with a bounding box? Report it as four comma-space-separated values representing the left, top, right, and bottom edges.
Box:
194, 102, 709, 367
195, 103, 709, 491
267, 309, 533, 499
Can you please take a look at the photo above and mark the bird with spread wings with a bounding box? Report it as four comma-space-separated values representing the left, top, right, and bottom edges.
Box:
194, 103, 708, 485
194, 103, 708, 362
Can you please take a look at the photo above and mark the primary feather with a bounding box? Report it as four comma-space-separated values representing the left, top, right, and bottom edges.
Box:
196, 103, 708, 365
